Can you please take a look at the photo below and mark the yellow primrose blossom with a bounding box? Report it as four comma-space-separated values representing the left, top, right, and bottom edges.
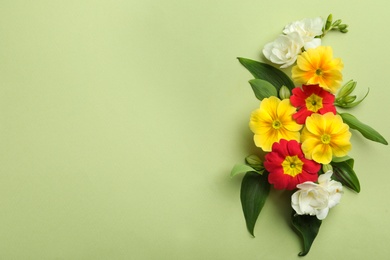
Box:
292, 46, 343, 93
249, 96, 303, 152
301, 112, 351, 164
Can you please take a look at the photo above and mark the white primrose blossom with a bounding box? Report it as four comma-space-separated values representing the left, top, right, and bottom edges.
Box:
262, 32, 303, 68
263, 17, 324, 68
291, 171, 343, 220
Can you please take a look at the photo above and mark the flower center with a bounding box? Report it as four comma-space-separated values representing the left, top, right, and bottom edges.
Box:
281, 155, 304, 177
321, 134, 331, 144
272, 120, 282, 129
305, 93, 323, 112
315, 69, 322, 75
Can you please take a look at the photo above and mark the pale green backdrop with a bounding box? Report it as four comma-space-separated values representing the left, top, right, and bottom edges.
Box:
0, 0, 389, 259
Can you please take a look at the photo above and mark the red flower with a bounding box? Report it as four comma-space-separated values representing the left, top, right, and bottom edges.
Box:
264, 139, 320, 190
290, 84, 336, 124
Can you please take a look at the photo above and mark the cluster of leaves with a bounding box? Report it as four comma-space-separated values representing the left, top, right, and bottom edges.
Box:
232, 58, 387, 256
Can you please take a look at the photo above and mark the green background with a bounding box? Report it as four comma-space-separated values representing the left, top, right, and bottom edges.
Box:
0, 0, 389, 259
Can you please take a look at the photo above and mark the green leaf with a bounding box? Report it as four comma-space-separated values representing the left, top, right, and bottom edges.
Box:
331, 155, 353, 165
237, 57, 295, 92
249, 79, 278, 100
331, 159, 360, 193
240, 171, 270, 237
340, 113, 388, 145
291, 211, 322, 256
230, 164, 258, 178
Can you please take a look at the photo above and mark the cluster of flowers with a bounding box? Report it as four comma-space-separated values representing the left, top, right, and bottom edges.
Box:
250, 16, 349, 219
232, 14, 387, 256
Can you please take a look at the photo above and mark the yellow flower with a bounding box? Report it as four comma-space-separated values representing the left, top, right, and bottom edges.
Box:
301, 112, 351, 164
292, 46, 343, 93
249, 96, 303, 151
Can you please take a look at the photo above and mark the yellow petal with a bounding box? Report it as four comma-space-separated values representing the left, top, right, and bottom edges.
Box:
254, 128, 279, 152
331, 142, 352, 157
259, 97, 280, 120
278, 127, 300, 142
311, 143, 333, 164
305, 113, 325, 136
301, 137, 322, 160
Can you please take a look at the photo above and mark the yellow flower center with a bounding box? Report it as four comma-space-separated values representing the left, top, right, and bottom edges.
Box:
305, 93, 323, 112
281, 155, 304, 177
272, 120, 282, 129
321, 134, 331, 144
315, 69, 322, 75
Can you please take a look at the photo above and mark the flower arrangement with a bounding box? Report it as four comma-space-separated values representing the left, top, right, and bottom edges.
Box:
231, 14, 388, 256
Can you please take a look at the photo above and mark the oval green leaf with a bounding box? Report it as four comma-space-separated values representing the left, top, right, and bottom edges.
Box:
237, 57, 295, 91
340, 113, 388, 145
249, 79, 278, 100
291, 211, 322, 256
240, 171, 270, 237
331, 159, 360, 193
230, 164, 258, 178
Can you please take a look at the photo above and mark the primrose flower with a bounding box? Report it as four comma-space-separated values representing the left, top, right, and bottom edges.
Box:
249, 96, 303, 152
301, 112, 351, 164
264, 139, 320, 190
290, 84, 336, 124
291, 170, 343, 220
291, 46, 344, 93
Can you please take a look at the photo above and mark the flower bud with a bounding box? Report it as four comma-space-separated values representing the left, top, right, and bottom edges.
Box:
340, 28, 348, 33
245, 154, 264, 171
325, 14, 333, 30
332, 19, 342, 27
338, 24, 348, 30
343, 95, 357, 103
279, 85, 291, 99
337, 80, 356, 98
322, 164, 333, 173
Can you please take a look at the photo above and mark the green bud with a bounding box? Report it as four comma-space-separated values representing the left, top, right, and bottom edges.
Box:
338, 24, 348, 30
343, 95, 357, 103
279, 85, 291, 99
245, 154, 264, 171
332, 19, 342, 27
340, 28, 348, 33
337, 80, 356, 98
322, 164, 333, 173
325, 14, 333, 30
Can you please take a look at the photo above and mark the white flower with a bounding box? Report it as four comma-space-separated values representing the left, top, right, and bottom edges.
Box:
291, 171, 343, 220
262, 32, 303, 68
283, 17, 324, 50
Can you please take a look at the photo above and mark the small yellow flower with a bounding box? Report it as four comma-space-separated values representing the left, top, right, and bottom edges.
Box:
301, 112, 351, 164
292, 46, 343, 93
249, 96, 303, 152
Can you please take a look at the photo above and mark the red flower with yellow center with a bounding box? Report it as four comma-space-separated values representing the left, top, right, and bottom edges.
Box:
290, 84, 336, 124
264, 139, 320, 190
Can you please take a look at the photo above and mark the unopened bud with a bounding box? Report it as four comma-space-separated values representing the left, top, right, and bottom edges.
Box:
325, 14, 333, 30
322, 164, 333, 173
340, 28, 348, 33
279, 85, 291, 99
337, 80, 356, 98
332, 19, 342, 27
338, 24, 348, 30
343, 95, 357, 103
245, 154, 263, 171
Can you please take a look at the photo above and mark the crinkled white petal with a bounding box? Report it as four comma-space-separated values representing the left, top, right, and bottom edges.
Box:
282, 17, 324, 51
262, 32, 303, 68
304, 38, 321, 50
291, 170, 343, 220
